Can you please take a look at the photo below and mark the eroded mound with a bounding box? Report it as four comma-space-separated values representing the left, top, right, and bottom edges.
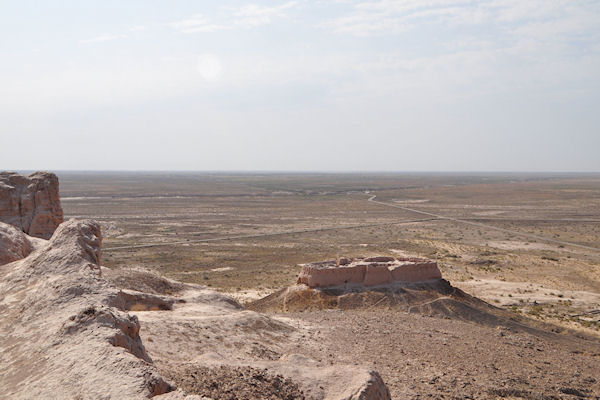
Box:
248, 279, 458, 313
103, 267, 185, 296
0, 219, 173, 398
248, 279, 595, 341
251, 256, 547, 330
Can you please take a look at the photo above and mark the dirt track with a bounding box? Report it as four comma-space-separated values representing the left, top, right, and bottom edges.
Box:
367, 195, 600, 253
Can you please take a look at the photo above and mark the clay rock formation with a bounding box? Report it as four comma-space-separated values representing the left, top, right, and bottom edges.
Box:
0, 222, 44, 265
0, 219, 172, 399
0, 171, 64, 239
0, 170, 393, 399
297, 256, 442, 288
1, 219, 392, 399
127, 273, 392, 400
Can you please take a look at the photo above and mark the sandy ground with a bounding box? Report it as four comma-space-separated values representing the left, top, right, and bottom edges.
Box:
280, 308, 600, 399
455, 278, 600, 308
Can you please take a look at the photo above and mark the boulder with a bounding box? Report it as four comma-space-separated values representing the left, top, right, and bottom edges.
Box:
0, 171, 64, 239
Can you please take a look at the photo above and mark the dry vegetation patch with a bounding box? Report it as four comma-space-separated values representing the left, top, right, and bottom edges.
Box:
60, 172, 600, 333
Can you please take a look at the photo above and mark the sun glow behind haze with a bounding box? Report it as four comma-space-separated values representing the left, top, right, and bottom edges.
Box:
0, 1, 599, 171
197, 54, 223, 82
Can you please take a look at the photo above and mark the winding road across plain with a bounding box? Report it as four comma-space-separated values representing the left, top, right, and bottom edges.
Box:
102, 193, 600, 253
367, 195, 600, 253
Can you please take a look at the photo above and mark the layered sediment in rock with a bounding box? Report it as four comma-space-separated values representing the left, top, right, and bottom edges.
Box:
297, 256, 442, 288
0, 171, 63, 239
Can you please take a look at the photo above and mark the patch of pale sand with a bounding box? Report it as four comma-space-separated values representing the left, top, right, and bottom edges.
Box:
389, 249, 409, 257
472, 210, 506, 216
156, 221, 195, 227
210, 267, 233, 272
174, 267, 235, 276
269, 315, 317, 331
455, 279, 600, 308
60, 196, 106, 200
408, 239, 481, 256
487, 240, 575, 252
114, 232, 139, 239
392, 199, 430, 204
225, 288, 276, 303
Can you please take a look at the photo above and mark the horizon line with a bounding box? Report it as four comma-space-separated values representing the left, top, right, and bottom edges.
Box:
6, 169, 600, 175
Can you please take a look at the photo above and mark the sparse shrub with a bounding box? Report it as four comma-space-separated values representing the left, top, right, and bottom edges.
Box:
541, 256, 559, 262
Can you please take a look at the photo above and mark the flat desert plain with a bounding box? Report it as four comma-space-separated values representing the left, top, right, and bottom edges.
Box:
58, 172, 600, 398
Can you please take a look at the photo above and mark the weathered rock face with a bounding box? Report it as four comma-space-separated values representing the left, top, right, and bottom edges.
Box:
0, 171, 393, 399
0, 171, 64, 239
297, 256, 442, 288
0, 219, 173, 399
0, 222, 45, 266
0, 221, 393, 399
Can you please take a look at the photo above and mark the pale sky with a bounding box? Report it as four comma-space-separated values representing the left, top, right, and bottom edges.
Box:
1, 0, 599, 172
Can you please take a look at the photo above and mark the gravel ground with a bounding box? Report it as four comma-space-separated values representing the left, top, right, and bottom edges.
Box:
160, 364, 305, 400
282, 309, 600, 399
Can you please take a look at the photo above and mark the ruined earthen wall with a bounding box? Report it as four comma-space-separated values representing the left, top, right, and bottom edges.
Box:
389, 262, 441, 282
363, 264, 393, 286
297, 257, 442, 288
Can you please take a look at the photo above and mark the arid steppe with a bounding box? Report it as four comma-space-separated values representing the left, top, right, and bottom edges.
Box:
53, 171, 600, 398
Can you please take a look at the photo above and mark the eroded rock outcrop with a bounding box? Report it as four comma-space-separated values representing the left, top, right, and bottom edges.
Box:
0, 219, 173, 399
0, 222, 44, 265
0, 171, 63, 239
297, 256, 442, 288
1, 219, 392, 399
0, 172, 392, 399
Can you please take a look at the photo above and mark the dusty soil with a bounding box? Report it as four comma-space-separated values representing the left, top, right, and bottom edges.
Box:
280, 309, 600, 399
60, 172, 600, 333
50, 172, 600, 398
160, 364, 305, 400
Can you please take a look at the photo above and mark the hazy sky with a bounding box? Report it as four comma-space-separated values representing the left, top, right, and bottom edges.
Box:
2, 0, 599, 171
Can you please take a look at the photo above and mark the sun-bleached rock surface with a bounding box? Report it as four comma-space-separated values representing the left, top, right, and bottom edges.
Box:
0, 222, 44, 266
0, 219, 173, 399
1, 219, 391, 399
297, 256, 442, 288
114, 268, 392, 400
0, 171, 64, 239
0, 170, 392, 399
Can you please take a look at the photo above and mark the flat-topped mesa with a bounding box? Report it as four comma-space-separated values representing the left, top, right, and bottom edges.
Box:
297, 256, 442, 288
